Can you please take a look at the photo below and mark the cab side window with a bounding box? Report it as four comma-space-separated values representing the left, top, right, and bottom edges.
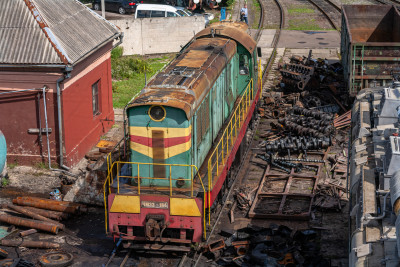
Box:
151, 10, 166, 17
167, 11, 177, 17
239, 54, 249, 75
137, 10, 151, 18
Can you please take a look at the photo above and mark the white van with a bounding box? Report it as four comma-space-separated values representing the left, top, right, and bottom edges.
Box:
135, 4, 188, 18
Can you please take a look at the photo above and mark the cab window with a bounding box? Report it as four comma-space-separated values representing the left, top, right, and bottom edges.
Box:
239, 54, 249, 75
151, 10, 165, 17
137, 10, 151, 18
167, 11, 177, 17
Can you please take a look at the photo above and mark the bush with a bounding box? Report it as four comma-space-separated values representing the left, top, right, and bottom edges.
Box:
111, 48, 153, 80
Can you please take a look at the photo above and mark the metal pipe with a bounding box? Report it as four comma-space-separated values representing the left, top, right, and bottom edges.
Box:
37, 92, 43, 155
19, 229, 38, 237
0, 88, 43, 95
112, 32, 124, 49
56, 75, 69, 171
13, 197, 83, 213
22, 206, 68, 220
6, 204, 65, 230
1, 239, 60, 249
364, 192, 390, 220
0, 214, 59, 234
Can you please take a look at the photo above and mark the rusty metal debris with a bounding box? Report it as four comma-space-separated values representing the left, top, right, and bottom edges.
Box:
0, 239, 60, 249
19, 229, 37, 237
249, 147, 329, 220
210, 224, 327, 266
0, 214, 59, 234
334, 110, 351, 129
21, 206, 69, 221
5, 204, 65, 230
39, 251, 74, 267
12, 197, 86, 214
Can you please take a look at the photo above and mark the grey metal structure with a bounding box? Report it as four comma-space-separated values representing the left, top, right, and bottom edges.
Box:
0, 0, 121, 65
349, 82, 400, 266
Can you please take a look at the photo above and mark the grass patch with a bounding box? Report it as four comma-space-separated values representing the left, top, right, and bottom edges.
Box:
288, 7, 315, 14
287, 18, 323, 31
34, 162, 48, 170
251, 0, 261, 29
8, 162, 18, 170
111, 48, 172, 108
1, 176, 9, 187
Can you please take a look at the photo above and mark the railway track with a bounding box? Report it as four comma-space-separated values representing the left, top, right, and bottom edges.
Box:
176, 0, 285, 266
374, 0, 400, 8
307, 0, 341, 31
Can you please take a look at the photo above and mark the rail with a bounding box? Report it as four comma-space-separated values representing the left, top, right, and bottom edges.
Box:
206, 79, 255, 217
103, 161, 207, 239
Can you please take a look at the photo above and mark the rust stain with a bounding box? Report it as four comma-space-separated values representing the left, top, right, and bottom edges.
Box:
128, 37, 237, 119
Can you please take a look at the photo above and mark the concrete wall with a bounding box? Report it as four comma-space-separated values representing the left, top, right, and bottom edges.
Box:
110, 16, 205, 55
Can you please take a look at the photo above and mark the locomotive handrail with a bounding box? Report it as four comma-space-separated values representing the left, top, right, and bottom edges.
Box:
206, 79, 254, 217
103, 161, 208, 239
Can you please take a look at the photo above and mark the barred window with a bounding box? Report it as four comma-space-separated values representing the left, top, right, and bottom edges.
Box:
196, 95, 210, 145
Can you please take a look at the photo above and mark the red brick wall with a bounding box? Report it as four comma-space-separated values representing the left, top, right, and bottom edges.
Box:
0, 42, 115, 167
62, 55, 114, 166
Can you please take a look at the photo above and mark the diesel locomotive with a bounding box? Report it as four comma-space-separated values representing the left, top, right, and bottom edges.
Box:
104, 22, 262, 250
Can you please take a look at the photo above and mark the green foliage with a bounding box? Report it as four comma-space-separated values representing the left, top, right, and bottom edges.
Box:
288, 7, 315, 14
288, 18, 323, 31
220, 0, 235, 9
111, 50, 153, 80
8, 162, 18, 170
34, 161, 48, 170
111, 47, 124, 60
112, 55, 173, 108
1, 177, 9, 187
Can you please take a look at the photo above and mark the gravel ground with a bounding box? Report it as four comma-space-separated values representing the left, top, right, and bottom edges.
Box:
261, 0, 281, 29
280, 0, 334, 30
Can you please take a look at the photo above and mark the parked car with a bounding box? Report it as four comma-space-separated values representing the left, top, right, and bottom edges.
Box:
135, 4, 188, 18
93, 0, 143, 15
176, 7, 214, 25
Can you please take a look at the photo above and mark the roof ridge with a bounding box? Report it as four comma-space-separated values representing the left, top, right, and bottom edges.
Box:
23, 0, 71, 65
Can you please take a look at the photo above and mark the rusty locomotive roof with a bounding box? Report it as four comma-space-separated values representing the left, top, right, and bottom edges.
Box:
128, 36, 239, 119
195, 22, 256, 54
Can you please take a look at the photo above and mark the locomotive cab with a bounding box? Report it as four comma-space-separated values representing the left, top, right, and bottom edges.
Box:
128, 104, 192, 188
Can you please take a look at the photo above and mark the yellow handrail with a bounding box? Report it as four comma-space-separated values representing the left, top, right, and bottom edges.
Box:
103, 161, 208, 239
206, 79, 255, 225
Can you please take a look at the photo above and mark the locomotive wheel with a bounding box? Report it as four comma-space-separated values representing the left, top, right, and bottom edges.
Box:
39, 252, 73, 267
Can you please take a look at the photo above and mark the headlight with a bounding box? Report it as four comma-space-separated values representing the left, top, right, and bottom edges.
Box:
149, 106, 166, 121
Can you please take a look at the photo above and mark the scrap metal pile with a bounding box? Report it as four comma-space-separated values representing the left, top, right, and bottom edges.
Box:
0, 197, 83, 266
278, 50, 349, 111
204, 224, 328, 266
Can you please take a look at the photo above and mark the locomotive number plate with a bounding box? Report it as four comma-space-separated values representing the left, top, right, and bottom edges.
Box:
141, 201, 169, 209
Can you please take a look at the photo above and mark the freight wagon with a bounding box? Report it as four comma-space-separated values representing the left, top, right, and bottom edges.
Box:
341, 5, 400, 96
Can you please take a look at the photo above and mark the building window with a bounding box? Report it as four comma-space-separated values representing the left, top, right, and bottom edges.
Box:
92, 81, 100, 116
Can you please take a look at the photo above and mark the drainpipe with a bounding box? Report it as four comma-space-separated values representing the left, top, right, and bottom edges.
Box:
112, 32, 124, 49
56, 72, 71, 171
42, 85, 77, 178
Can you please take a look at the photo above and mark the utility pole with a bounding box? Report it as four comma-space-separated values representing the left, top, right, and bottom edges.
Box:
101, 0, 105, 18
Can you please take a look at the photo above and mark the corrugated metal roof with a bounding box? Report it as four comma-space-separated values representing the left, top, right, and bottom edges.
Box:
0, 0, 121, 65
0, 0, 62, 64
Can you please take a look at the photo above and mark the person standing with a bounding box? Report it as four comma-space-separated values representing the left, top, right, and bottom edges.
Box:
240, 4, 248, 25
